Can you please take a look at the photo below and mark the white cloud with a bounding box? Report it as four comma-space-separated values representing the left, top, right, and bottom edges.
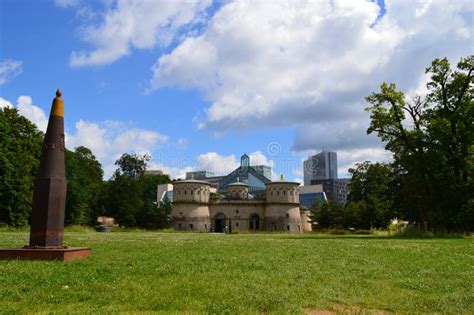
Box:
149, 162, 193, 181
56, 0, 472, 176
69, 0, 212, 67
54, 0, 80, 8
0, 97, 13, 109
15, 96, 49, 132
248, 151, 274, 167
192, 150, 274, 176
0, 59, 22, 85
175, 137, 188, 149
149, 0, 473, 169
337, 148, 392, 177
195, 152, 238, 175
67, 120, 168, 177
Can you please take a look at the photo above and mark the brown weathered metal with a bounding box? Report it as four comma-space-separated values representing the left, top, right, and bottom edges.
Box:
28, 89, 67, 248
0, 89, 91, 261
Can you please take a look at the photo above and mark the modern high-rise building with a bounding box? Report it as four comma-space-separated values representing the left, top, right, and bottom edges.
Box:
303, 151, 338, 186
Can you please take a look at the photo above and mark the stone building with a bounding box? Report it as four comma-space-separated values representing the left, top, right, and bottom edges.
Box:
171, 177, 312, 233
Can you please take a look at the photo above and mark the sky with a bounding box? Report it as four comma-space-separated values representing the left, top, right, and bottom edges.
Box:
0, 0, 472, 181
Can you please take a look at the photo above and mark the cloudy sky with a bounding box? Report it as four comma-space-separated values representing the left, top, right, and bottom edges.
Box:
0, 0, 472, 180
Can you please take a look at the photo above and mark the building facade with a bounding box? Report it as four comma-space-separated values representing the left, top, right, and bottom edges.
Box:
170, 178, 312, 233
310, 179, 349, 204
299, 184, 327, 209
303, 151, 338, 186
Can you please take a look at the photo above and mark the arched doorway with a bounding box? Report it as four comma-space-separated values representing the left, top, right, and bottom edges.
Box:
249, 213, 260, 230
214, 213, 226, 233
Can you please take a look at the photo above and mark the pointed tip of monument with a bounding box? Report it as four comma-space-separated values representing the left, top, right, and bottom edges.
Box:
56, 88, 62, 98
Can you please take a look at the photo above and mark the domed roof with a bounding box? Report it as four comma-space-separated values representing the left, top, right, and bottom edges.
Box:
265, 174, 300, 186
228, 181, 248, 187
173, 179, 211, 185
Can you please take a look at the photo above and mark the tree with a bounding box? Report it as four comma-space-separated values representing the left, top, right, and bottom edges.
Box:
0, 107, 42, 226
365, 55, 473, 231
108, 153, 150, 227
310, 200, 344, 229
141, 173, 171, 203
65, 146, 104, 225
346, 161, 395, 229
139, 194, 172, 229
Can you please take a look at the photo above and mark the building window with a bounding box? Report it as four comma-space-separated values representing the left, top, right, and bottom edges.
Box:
178, 223, 181, 230
184, 190, 187, 195
287, 225, 290, 231
284, 190, 286, 195
189, 224, 193, 230
277, 191, 280, 196
205, 224, 207, 230
286, 213, 290, 218
298, 225, 301, 231
236, 209, 239, 214
236, 222, 239, 227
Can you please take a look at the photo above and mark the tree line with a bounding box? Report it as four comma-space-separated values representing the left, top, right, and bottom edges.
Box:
311, 55, 473, 233
0, 107, 171, 228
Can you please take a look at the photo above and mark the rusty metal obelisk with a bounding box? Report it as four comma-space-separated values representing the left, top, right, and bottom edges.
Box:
0, 89, 91, 261
29, 88, 67, 248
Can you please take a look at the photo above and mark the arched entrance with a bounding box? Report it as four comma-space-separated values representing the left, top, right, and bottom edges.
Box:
214, 213, 226, 233
249, 213, 260, 230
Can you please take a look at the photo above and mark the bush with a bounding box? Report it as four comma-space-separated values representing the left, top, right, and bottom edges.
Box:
328, 228, 349, 235
354, 229, 372, 235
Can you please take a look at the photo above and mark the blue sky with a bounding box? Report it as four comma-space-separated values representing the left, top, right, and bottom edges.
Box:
0, 0, 472, 180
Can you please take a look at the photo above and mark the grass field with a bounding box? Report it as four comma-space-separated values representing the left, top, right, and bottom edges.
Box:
0, 230, 472, 314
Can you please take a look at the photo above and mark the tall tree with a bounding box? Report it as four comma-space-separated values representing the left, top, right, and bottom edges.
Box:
0, 107, 42, 226
108, 153, 150, 227
310, 200, 344, 229
137, 173, 172, 229
346, 161, 395, 229
365, 55, 473, 231
65, 146, 104, 225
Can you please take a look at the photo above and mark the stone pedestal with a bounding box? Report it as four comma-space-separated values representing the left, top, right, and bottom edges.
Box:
0, 247, 91, 261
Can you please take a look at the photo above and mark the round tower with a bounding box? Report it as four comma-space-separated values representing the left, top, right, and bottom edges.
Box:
171, 179, 211, 232
265, 177, 302, 233
227, 181, 249, 200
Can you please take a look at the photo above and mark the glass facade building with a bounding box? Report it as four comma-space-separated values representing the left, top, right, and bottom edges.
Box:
303, 151, 338, 186
299, 192, 327, 209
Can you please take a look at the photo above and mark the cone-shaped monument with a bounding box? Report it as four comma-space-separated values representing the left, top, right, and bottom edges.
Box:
0, 89, 91, 261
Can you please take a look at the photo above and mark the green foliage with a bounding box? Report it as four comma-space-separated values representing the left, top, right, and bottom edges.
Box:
346, 161, 395, 229
106, 153, 172, 229
107, 153, 150, 227
137, 173, 172, 229
138, 194, 172, 229
0, 107, 42, 226
310, 200, 344, 229
0, 232, 472, 313
365, 55, 474, 232
65, 146, 104, 225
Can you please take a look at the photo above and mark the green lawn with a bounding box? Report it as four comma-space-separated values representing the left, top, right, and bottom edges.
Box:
0, 231, 472, 314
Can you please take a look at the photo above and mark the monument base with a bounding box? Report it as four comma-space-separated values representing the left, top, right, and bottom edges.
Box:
0, 247, 91, 261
